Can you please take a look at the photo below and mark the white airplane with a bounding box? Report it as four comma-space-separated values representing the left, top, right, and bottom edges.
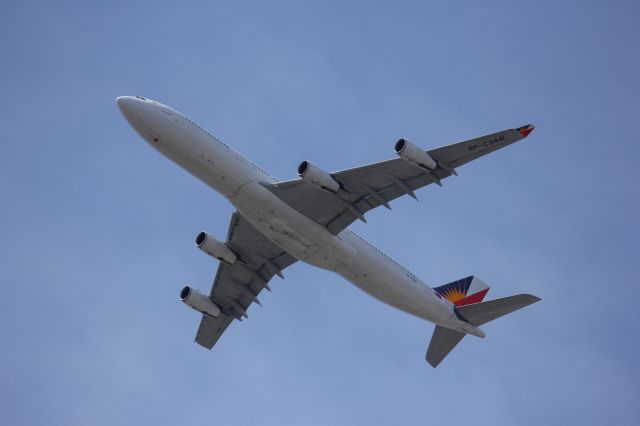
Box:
117, 96, 540, 367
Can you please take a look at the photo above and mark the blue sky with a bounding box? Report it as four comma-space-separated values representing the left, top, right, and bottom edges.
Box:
1, 1, 639, 424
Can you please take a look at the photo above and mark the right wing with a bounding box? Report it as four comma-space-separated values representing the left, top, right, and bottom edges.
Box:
266, 125, 534, 234
194, 212, 297, 349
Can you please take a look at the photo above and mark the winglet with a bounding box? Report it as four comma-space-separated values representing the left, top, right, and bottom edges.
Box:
516, 124, 535, 138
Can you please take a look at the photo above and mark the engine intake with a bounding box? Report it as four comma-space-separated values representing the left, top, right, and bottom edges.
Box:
297, 160, 340, 193
180, 286, 221, 318
195, 232, 237, 264
394, 138, 437, 171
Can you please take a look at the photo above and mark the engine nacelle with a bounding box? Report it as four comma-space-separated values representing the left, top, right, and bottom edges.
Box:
179, 286, 221, 318
297, 160, 340, 193
394, 138, 437, 171
195, 232, 237, 264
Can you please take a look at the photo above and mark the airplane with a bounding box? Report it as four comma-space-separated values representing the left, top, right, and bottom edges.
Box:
116, 96, 540, 367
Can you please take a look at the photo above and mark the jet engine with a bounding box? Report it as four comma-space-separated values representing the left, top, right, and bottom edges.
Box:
179, 286, 221, 318
297, 160, 340, 193
195, 232, 237, 264
394, 138, 437, 171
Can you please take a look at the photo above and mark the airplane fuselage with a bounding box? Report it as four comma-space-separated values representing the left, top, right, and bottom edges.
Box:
117, 96, 484, 337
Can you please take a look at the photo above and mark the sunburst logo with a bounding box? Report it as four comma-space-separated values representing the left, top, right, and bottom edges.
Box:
433, 276, 472, 303
439, 288, 467, 303
433, 276, 490, 307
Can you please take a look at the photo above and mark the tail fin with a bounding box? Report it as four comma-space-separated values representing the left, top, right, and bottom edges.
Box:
433, 275, 490, 307
426, 292, 540, 368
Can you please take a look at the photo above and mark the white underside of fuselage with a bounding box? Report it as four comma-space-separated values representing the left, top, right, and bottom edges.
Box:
117, 96, 484, 335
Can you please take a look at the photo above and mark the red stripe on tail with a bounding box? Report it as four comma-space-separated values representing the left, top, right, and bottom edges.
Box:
453, 288, 490, 306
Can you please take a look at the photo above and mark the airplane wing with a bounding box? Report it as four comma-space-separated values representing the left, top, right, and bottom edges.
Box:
265, 125, 534, 234
194, 212, 298, 349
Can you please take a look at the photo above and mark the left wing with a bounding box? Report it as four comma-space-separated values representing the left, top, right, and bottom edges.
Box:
265, 125, 534, 234
194, 212, 297, 349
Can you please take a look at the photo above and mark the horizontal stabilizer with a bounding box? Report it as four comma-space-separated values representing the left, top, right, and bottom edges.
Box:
426, 326, 466, 368
456, 294, 541, 326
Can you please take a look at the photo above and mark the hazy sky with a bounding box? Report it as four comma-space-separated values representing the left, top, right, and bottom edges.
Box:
1, 1, 639, 425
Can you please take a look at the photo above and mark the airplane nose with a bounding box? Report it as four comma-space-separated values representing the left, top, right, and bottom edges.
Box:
116, 96, 162, 143
116, 96, 136, 115
116, 95, 148, 132
116, 96, 151, 124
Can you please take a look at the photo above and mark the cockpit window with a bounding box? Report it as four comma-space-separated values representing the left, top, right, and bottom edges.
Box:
135, 96, 146, 100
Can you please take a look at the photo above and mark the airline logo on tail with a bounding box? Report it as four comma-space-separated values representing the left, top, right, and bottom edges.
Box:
433, 276, 490, 306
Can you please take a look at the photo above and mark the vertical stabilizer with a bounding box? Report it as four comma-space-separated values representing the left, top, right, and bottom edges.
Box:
433, 276, 490, 306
